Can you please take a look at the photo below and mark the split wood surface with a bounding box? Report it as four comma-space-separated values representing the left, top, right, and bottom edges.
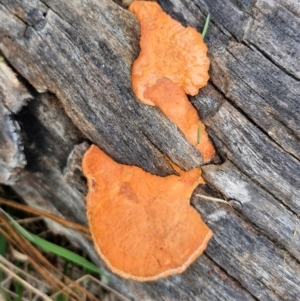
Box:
0, 0, 299, 300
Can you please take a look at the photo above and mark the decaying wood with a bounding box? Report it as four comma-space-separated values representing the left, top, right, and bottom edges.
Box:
0, 0, 299, 300
0, 0, 203, 176
0, 62, 29, 184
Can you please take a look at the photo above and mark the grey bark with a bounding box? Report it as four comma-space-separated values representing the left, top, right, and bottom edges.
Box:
0, 0, 299, 300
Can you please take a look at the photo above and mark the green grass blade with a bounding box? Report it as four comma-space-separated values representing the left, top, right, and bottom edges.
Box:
56, 292, 68, 301
0, 234, 7, 282
62, 260, 71, 280
202, 14, 210, 39
0, 233, 8, 255
0, 208, 34, 241
0, 209, 104, 276
0, 287, 13, 301
29, 232, 103, 275
14, 279, 24, 301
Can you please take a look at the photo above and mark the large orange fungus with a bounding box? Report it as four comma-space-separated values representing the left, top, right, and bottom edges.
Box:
82, 145, 213, 281
129, 1, 215, 162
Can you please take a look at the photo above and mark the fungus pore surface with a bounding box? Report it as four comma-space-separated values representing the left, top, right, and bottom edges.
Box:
82, 145, 213, 281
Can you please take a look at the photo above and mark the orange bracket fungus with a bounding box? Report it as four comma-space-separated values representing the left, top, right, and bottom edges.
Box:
130, 1, 210, 102
82, 145, 212, 281
129, 1, 215, 162
82, 1, 215, 281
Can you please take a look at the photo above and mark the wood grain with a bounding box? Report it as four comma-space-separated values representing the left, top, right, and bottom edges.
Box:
0, 0, 299, 300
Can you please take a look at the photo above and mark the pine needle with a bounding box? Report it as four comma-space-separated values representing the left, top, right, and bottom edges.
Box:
0, 210, 105, 301
0, 261, 53, 301
0, 198, 90, 235
0, 208, 102, 275
195, 194, 232, 207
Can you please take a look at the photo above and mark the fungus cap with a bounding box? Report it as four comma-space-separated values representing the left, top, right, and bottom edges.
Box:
82, 145, 213, 281
129, 1, 214, 162
130, 1, 210, 105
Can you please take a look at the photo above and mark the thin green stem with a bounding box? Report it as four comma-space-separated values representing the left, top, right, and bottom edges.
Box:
0, 209, 105, 276
202, 14, 210, 39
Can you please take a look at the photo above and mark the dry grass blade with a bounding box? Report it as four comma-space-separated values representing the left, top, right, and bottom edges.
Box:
0, 198, 91, 236
0, 212, 102, 301
81, 275, 131, 301
0, 261, 53, 301
0, 208, 103, 274
0, 215, 82, 301
0, 216, 64, 293
195, 194, 232, 207
52, 274, 131, 301
13, 216, 43, 225
0, 255, 46, 286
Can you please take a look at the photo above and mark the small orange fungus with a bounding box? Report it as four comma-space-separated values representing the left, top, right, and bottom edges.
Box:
130, 1, 210, 104
82, 145, 213, 281
129, 1, 214, 162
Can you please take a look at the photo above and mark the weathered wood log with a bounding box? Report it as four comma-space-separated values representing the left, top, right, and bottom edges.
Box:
0, 0, 299, 300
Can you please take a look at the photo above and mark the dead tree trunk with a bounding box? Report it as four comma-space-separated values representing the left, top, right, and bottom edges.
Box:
0, 0, 299, 300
